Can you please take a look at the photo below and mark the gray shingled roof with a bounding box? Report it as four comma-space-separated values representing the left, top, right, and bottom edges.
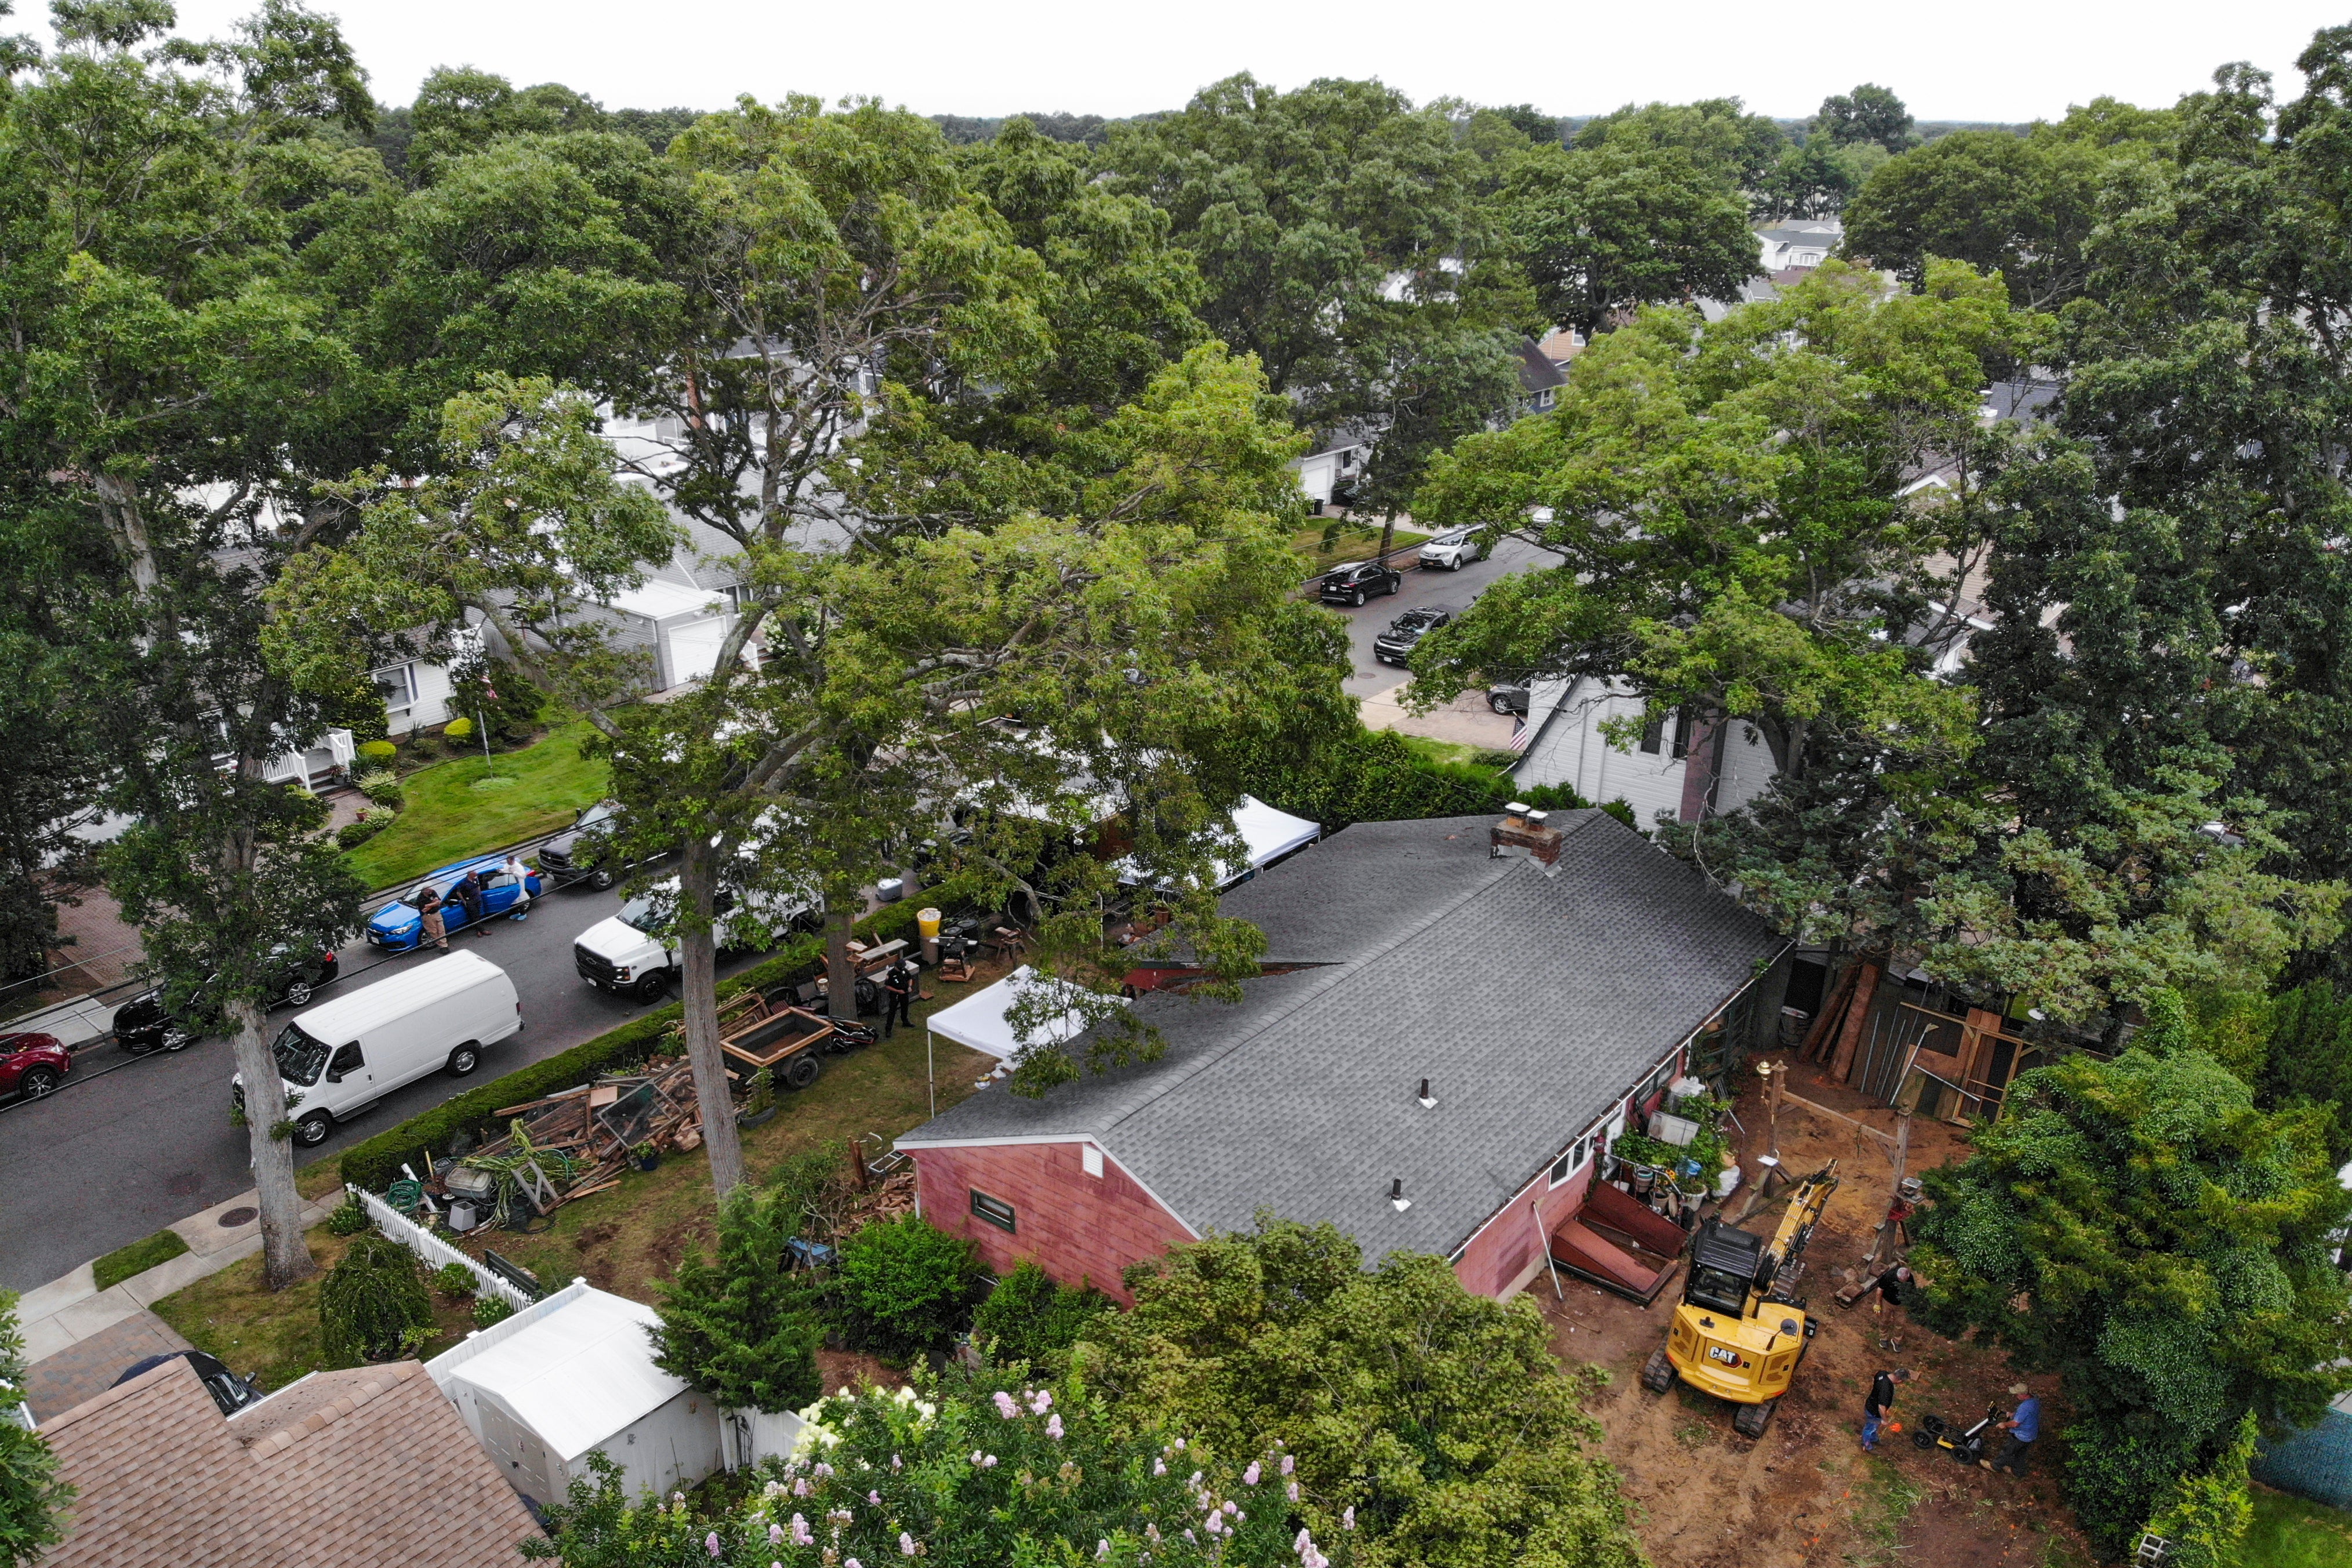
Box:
901, 810, 1783, 1260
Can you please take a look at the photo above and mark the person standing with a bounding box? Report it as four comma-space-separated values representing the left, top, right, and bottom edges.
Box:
416, 885, 448, 951
503, 853, 532, 921
1871, 1264, 1914, 1349
1982, 1384, 2039, 1475
453, 869, 485, 931
881, 960, 914, 1038
1862, 1367, 1910, 1453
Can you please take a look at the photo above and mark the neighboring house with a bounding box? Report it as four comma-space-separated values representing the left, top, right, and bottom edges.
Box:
896, 807, 1785, 1304
36, 1356, 538, 1567
588, 579, 744, 693
1536, 326, 1584, 368
427, 1279, 732, 1508
1515, 335, 1567, 414
1510, 677, 1778, 827
1295, 427, 1375, 509
373, 655, 460, 736
1756, 219, 1841, 273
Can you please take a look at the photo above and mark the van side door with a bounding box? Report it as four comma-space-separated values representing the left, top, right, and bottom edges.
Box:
325, 1041, 369, 1109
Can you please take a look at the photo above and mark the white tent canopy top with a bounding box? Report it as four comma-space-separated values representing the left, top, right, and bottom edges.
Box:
925, 965, 1128, 1061
1115, 794, 1320, 891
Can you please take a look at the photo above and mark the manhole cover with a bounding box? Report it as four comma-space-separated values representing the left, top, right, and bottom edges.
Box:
217, 1206, 258, 1228
165, 1171, 201, 1197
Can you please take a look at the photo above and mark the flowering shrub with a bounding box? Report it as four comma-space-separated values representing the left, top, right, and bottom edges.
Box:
521, 1371, 1352, 1568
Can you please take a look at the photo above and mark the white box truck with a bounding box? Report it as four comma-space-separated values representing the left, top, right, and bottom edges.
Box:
234, 950, 522, 1148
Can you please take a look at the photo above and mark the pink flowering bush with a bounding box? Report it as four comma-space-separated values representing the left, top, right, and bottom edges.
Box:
521, 1369, 1348, 1568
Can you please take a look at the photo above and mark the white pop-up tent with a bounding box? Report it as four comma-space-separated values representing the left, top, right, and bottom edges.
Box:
1115, 794, 1320, 891
923, 966, 1130, 1115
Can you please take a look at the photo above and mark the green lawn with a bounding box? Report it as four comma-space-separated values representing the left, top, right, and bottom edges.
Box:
346, 721, 610, 890
92, 1228, 190, 1292
1290, 517, 1430, 571
2249, 1488, 2352, 1568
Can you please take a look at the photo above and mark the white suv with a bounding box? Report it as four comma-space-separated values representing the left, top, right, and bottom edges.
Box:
1418, 526, 1487, 570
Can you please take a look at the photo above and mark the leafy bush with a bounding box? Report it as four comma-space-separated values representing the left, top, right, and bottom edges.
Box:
0, 1290, 72, 1562
524, 1371, 1310, 1568
832, 1215, 985, 1360
431, 1262, 478, 1299
1240, 725, 1512, 829
442, 716, 474, 740
325, 1195, 368, 1236
336, 880, 989, 1191
472, 1294, 516, 1330
355, 770, 405, 808
970, 1260, 1112, 1370
651, 1185, 823, 1413
335, 814, 389, 850
2136, 1413, 2258, 1568
357, 739, 397, 764
319, 1235, 434, 1367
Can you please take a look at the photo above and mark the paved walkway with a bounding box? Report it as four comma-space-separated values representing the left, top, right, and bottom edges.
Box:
1359, 682, 1520, 749
16, 1186, 344, 1410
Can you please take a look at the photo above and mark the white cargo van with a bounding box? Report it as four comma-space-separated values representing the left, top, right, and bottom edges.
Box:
235, 951, 522, 1148
572, 879, 815, 1002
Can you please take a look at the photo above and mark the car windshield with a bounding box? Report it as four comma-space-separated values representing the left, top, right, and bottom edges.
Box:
617, 896, 666, 934
271, 1022, 331, 1086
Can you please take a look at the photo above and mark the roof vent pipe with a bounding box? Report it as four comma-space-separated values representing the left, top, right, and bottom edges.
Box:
1389, 1179, 1412, 1213
1417, 1079, 1436, 1109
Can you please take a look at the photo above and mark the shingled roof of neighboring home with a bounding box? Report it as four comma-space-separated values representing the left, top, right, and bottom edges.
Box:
37, 1356, 540, 1568
900, 810, 1782, 1260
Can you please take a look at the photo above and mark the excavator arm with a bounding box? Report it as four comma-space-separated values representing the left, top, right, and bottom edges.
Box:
1751, 1161, 1839, 1308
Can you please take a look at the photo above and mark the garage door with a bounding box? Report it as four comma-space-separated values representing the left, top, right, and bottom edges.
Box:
662, 615, 734, 688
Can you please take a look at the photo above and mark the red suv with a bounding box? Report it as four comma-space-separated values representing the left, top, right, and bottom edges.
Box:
0, 1032, 69, 1101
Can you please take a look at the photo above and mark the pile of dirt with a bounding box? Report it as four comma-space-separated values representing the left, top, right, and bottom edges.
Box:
1547, 1062, 2090, 1568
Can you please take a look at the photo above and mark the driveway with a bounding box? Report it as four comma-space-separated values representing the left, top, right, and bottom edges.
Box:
1330, 535, 1548, 699
0, 884, 767, 1293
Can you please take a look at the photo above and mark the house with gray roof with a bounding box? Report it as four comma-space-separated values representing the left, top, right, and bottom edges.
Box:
897, 806, 1786, 1302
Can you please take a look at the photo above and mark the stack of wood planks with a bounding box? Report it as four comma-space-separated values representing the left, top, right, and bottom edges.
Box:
474, 1057, 705, 1211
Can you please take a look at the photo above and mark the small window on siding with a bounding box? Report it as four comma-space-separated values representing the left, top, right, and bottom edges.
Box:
970, 1189, 1017, 1233
1549, 1133, 1593, 1188
1639, 707, 1665, 754
1081, 1144, 1104, 1178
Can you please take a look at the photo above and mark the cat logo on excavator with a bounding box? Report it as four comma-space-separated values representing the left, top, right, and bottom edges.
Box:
1640, 1160, 1841, 1438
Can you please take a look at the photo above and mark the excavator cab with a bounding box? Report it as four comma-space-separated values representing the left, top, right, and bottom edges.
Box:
1642, 1161, 1841, 1438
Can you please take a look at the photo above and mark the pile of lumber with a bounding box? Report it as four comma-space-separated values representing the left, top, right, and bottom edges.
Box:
470, 1057, 704, 1211
840, 1167, 917, 1230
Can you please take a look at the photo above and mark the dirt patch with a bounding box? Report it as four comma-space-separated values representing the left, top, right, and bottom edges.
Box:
815, 1347, 906, 1395
1549, 1061, 2093, 1568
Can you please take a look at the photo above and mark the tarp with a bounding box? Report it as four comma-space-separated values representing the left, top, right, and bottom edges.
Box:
1116, 794, 1320, 890
925, 964, 1125, 1061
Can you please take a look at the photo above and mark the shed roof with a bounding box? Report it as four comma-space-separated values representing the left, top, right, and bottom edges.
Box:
38, 1358, 538, 1568
901, 811, 1781, 1260
604, 579, 726, 622
431, 1284, 685, 1461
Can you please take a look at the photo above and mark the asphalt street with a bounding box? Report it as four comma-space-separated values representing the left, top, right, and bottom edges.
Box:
0, 881, 765, 1293
1331, 533, 1549, 699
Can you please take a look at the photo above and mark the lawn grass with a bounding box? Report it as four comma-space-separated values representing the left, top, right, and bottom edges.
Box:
346, 720, 611, 890
1394, 733, 1517, 774
155, 963, 1005, 1389
92, 1228, 190, 1292
2248, 1487, 2352, 1568
1289, 517, 1429, 571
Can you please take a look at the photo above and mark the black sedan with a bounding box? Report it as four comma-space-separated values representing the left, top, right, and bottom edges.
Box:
1373, 607, 1451, 666
112, 1350, 263, 1415
1318, 560, 1403, 607
1488, 683, 1530, 716
112, 949, 340, 1053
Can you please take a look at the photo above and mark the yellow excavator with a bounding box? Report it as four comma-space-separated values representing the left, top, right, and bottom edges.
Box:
1640, 1160, 1841, 1437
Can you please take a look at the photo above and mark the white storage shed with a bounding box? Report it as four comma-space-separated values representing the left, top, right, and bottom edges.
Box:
426, 1280, 724, 1508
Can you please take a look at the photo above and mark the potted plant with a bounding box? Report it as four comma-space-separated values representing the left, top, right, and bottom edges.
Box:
737, 1067, 777, 1128
631, 1141, 660, 1173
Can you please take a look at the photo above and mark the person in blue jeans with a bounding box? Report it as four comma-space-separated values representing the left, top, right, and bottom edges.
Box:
1862, 1367, 1910, 1451
1983, 1384, 2038, 1473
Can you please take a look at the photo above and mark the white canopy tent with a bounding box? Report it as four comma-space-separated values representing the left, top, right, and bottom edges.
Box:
923, 966, 1130, 1115
1115, 794, 1320, 891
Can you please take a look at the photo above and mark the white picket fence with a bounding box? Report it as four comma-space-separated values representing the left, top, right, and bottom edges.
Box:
346, 1184, 536, 1312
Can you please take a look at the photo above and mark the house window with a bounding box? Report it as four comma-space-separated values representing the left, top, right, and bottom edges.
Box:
376, 663, 418, 724
970, 1189, 1017, 1233
1549, 1131, 1594, 1187
1671, 706, 1696, 760
1639, 707, 1666, 754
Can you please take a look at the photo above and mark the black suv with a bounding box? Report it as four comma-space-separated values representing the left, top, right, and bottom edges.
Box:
114, 949, 340, 1053
1318, 560, 1403, 607
1373, 607, 1451, 666
536, 800, 674, 891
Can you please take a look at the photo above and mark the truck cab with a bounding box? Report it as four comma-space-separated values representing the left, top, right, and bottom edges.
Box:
572, 879, 817, 1001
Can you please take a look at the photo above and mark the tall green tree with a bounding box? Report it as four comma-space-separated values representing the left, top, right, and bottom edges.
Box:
1573, 96, 1788, 194
649, 1183, 823, 1415
1501, 140, 1761, 334
0, 1291, 71, 1566
1909, 1044, 2352, 1551
1814, 82, 1917, 153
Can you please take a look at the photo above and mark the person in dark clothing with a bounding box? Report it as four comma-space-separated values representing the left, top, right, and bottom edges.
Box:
1862, 1367, 1910, 1452
1982, 1384, 2039, 1474
881, 961, 914, 1037
1874, 1265, 1914, 1306
452, 870, 485, 930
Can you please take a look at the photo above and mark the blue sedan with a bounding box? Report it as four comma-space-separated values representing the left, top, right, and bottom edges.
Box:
366, 855, 544, 951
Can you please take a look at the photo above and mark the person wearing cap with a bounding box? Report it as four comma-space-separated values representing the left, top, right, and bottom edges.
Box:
1862, 1367, 1910, 1452
1982, 1384, 2039, 1474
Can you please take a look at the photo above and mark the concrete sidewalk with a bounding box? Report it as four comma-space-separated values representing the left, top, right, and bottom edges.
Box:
16, 1186, 344, 1377
1360, 681, 1520, 750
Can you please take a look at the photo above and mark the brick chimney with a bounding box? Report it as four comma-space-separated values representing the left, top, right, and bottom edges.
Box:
1490, 803, 1564, 866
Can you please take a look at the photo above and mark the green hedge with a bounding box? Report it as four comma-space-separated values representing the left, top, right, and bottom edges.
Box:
1239, 726, 1606, 832
335, 875, 986, 1192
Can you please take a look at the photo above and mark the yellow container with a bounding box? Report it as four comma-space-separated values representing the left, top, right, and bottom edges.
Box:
917, 907, 943, 939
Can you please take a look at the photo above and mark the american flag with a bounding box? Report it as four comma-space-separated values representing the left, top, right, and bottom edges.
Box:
1508, 716, 1530, 753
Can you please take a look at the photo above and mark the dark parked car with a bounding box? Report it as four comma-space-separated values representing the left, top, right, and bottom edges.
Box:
535, 800, 671, 891
1374, 607, 1451, 666
1488, 683, 1530, 716
113, 949, 342, 1054
111, 1349, 262, 1415
0, 1032, 68, 1101
1318, 560, 1403, 607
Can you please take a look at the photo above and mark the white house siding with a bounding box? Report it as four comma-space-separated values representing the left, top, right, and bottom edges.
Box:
374, 659, 458, 736
1511, 676, 1773, 827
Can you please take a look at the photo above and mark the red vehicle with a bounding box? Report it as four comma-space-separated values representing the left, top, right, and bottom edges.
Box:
0, 1032, 69, 1101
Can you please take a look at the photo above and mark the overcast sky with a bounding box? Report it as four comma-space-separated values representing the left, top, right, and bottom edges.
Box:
143, 0, 2350, 125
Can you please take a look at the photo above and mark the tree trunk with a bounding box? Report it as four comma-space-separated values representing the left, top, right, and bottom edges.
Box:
226, 996, 316, 1291
1378, 508, 1398, 565
824, 896, 859, 1026
676, 836, 746, 1197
